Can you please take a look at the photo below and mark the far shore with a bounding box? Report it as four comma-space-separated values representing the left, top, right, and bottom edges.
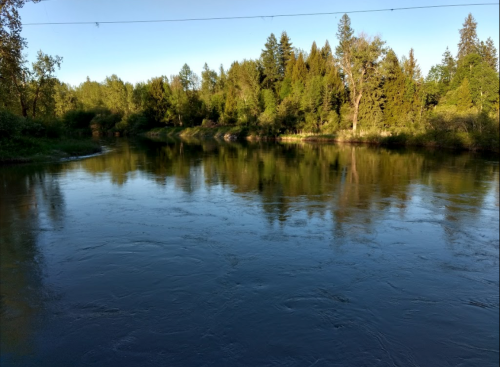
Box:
146, 126, 500, 153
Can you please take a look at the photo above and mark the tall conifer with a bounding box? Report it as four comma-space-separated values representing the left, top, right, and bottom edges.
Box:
457, 13, 479, 61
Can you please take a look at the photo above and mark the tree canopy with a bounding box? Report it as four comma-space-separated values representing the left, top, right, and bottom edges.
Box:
1, 9, 498, 140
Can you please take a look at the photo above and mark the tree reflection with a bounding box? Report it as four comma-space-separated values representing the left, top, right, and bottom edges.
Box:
67, 138, 497, 240
0, 165, 64, 356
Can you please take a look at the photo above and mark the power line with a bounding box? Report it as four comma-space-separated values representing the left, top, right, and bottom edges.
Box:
23, 3, 499, 26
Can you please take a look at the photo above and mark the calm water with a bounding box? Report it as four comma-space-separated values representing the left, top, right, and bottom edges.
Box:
1, 138, 498, 367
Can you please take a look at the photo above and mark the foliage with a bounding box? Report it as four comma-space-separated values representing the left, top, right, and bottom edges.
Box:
62, 109, 96, 131
1, 4, 499, 152
0, 110, 25, 138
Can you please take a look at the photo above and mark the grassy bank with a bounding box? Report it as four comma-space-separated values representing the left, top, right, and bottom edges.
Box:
147, 126, 499, 152
147, 126, 251, 140
0, 136, 102, 164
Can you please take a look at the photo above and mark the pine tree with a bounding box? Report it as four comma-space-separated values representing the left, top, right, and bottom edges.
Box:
278, 32, 293, 79
441, 47, 456, 84
479, 37, 498, 71
261, 33, 280, 89
382, 49, 405, 126
457, 13, 479, 61
307, 42, 321, 76
403, 49, 421, 80
217, 65, 226, 92
201, 63, 217, 96
336, 14, 354, 60
292, 52, 308, 84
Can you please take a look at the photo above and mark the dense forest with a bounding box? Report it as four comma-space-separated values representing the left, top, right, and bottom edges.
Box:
1, 0, 499, 149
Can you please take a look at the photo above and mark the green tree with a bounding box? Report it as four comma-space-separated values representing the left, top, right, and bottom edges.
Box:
336, 14, 385, 131
53, 81, 78, 117
102, 74, 128, 115
441, 47, 456, 85
235, 60, 261, 125
0, 0, 40, 115
291, 52, 307, 84
200, 63, 219, 121
453, 53, 499, 113
457, 78, 473, 111
261, 33, 280, 89
479, 37, 498, 70
278, 32, 293, 79
457, 13, 479, 61
29, 51, 62, 118
76, 77, 104, 110
145, 76, 171, 124
178, 63, 196, 91
382, 49, 406, 126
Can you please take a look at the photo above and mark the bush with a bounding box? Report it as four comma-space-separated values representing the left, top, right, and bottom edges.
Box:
63, 110, 96, 131
21, 119, 45, 137
41, 118, 65, 138
320, 111, 340, 134
90, 110, 122, 135
0, 110, 25, 139
124, 112, 149, 135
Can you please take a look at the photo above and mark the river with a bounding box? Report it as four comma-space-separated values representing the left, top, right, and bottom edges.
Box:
1, 138, 498, 366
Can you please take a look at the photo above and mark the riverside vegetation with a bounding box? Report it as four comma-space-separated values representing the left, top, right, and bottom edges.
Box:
1, 0, 499, 160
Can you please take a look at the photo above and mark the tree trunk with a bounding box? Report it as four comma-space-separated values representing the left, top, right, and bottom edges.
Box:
352, 93, 362, 131
12, 75, 28, 117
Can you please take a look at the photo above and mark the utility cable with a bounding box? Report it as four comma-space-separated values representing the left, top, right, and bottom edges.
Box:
22, 3, 499, 26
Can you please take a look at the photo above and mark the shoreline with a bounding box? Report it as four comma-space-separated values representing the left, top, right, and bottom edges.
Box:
146, 126, 500, 153
0, 137, 103, 165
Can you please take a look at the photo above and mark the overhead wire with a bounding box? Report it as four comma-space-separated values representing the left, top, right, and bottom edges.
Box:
22, 3, 499, 26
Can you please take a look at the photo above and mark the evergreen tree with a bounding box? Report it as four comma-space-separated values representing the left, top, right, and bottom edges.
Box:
217, 65, 226, 92
335, 14, 354, 61
307, 42, 321, 76
292, 52, 308, 84
441, 47, 456, 85
382, 49, 406, 126
403, 49, 421, 80
261, 33, 280, 89
479, 37, 498, 70
278, 32, 293, 78
457, 13, 479, 61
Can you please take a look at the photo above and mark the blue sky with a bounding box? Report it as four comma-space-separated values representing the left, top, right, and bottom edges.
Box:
19, 0, 499, 86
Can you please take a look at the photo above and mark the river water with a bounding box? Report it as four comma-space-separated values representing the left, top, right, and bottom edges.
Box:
1, 138, 498, 367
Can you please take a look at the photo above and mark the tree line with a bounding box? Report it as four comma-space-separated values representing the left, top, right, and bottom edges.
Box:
1, 0, 498, 139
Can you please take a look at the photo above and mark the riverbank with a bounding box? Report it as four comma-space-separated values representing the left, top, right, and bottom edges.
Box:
0, 136, 102, 164
146, 126, 499, 152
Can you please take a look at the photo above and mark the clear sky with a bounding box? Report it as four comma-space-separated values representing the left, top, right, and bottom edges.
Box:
18, 0, 500, 86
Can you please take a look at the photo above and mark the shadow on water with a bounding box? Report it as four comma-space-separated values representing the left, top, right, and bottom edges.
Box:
0, 164, 65, 358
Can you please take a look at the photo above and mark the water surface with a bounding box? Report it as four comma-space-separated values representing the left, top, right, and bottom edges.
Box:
1, 138, 498, 366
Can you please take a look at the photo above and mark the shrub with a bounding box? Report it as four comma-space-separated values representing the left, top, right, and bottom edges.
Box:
0, 110, 25, 139
41, 118, 65, 138
63, 110, 96, 131
21, 119, 45, 137
90, 111, 122, 135
125, 112, 149, 135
